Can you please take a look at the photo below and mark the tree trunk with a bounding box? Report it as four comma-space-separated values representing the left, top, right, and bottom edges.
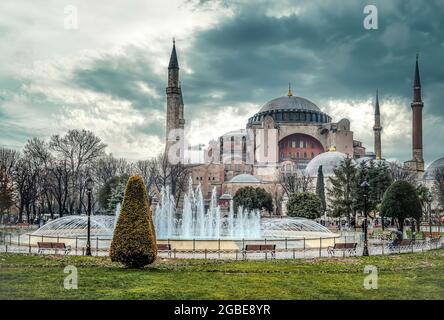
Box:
399, 218, 404, 238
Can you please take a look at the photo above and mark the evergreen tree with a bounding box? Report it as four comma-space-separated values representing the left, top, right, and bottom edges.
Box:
107, 181, 125, 214
287, 192, 322, 219
352, 161, 369, 214
315, 165, 326, 214
327, 157, 356, 223
233, 186, 273, 213
110, 176, 157, 267
380, 180, 422, 234
372, 161, 393, 229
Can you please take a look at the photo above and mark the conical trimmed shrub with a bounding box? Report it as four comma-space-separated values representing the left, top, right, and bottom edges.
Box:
110, 175, 157, 267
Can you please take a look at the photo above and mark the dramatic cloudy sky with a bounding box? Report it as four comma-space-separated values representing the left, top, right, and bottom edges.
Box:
1, 0, 443, 165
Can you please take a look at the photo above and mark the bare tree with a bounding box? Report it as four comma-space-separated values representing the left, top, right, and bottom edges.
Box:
13, 157, 39, 223
280, 168, 312, 196
0, 147, 20, 175
50, 130, 106, 214
150, 153, 189, 207
94, 153, 133, 187
388, 161, 417, 184
23, 138, 55, 218
134, 159, 153, 189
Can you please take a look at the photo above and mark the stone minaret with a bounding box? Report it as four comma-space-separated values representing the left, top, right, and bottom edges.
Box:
165, 40, 185, 162
410, 54, 424, 171
373, 89, 382, 160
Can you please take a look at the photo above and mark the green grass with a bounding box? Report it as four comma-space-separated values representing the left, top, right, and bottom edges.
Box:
1, 250, 443, 299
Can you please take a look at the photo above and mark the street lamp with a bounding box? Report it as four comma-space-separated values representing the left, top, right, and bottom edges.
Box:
85, 177, 94, 256
360, 180, 370, 256
427, 193, 433, 237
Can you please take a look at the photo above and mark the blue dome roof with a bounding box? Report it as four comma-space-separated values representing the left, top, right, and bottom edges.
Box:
259, 96, 321, 113
248, 95, 331, 126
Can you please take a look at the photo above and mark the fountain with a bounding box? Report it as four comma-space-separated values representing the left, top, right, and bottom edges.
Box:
153, 179, 261, 239
29, 178, 337, 249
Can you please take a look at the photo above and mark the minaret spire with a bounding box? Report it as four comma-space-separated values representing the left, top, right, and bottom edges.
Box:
413, 53, 422, 102
405, 53, 424, 171
166, 40, 185, 163
168, 38, 179, 70
373, 89, 382, 160
375, 89, 380, 115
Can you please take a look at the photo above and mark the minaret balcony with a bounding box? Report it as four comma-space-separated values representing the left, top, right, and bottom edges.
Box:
166, 87, 181, 94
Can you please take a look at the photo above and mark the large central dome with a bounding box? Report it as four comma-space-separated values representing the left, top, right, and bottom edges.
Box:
259, 96, 321, 113
248, 94, 331, 126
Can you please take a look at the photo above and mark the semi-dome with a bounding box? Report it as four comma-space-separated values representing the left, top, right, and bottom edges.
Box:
424, 157, 444, 180
248, 95, 332, 126
229, 174, 260, 183
305, 151, 352, 177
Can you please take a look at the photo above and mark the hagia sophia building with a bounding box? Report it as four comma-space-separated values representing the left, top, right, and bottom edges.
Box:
164, 42, 443, 212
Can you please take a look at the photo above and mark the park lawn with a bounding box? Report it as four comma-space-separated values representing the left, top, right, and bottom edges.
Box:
0, 250, 443, 300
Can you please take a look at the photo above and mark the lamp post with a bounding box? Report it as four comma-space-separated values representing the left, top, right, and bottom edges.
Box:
85, 177, 93, 256
427, 193, 433, 237
361, 180, 370, 256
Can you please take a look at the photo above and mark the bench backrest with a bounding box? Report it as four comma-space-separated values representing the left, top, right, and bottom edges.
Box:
157, 244, 172, 250
423, 232, 441, 238
37, 242, 66, 249
245, 244, 276, 251
334, 243, 357, 249
260, 244, 276, 251
52, 243, 66, 249
38, 242, 53, 249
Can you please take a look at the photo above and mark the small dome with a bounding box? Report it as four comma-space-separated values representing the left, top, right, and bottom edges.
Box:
259, 96, 321, 113
219, 193, 233, 200
221, 129, 247, 138
229, 174, 260, 183
305, 151, 352, 177
424, 157, 444, 180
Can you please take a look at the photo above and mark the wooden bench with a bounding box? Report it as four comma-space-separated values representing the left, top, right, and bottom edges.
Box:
423, 232, 441, 239
242, 244, 276, 259
37, 242, 71, 254
327, 243, 357, 257
157, 244, 172, 257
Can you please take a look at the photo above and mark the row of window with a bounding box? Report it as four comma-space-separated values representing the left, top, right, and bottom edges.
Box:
249, 111, 330, 124
195, 176, 217, 181
280, 151, 316, 160
282, 139, 317, 149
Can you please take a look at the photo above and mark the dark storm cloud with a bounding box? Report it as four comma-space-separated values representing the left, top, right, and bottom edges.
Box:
181, 0, 444, 117
72, 48, 165, 112
67, 0, 444, 118
62, 0, 443, 160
